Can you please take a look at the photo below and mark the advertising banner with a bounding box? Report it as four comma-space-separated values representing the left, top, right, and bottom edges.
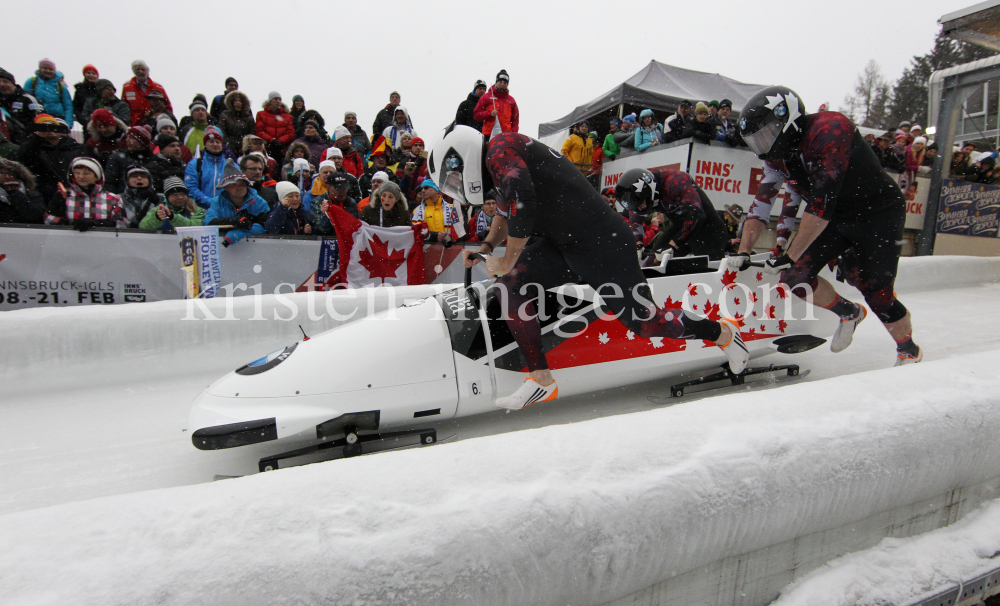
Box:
175, 226, 222, 299
936, 180, 1000, 238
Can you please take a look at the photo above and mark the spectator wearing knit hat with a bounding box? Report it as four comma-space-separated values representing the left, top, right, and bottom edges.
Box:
119, 165, 161, 227
140, 176, 205, 231
123, 60, 172, 127
613, 114, 637, 155
44, 156, 126, 231
265, 180, 315, 235
255, 92, 296, 160
103, 125, 153, 194
73, 65, 101, 126
709, 99, 739, 146
17, 114, 86, 201
290, 95, 307, 130
355, 170, 390, 214
0, 157, 46, 223
179, 100, 212, 156
204, 159, 270, 246
316, 146, 363, 201
562, 121, 594, 173
84, 109, 128, 166
293, 121, 329, 171
602, 118, 621, 161
219, 90, 255, 157
81, 79, 130, 127
681, 102, 716, 144
25, 59, 74, 128
0, 68, 45, 145
342, 111, 371, 161
329, 124, 365, 178
455, 80, 487, 131
153, 115, 192, 163
210, 78, 239, 122
145, 133, 188, 193
372, 92, 404, 137
360, 181, 409, 228
707, 100, 719, 118
473, 70, 518, 137
184, 126, 230, 208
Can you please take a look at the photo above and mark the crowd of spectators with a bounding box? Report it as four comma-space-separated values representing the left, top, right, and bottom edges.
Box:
0, 59, 523, 248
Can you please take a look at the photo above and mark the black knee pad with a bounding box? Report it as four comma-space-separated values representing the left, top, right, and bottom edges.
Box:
878, 299, 907, 324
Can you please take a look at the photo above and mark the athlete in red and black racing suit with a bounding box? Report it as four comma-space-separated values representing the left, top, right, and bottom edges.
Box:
468, 133, 747, 409
645, 168, 729, 260
735, 110, 920, 364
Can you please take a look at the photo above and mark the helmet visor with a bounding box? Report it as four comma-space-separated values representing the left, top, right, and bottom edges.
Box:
439, 152, 473, 205
742, 120, 783, 157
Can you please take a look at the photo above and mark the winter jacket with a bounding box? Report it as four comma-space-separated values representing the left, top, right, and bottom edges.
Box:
372, 104, 401, 136
81, 96, 130, 127
184, 151, 228, 208
602, 133, 620, 160
455, 92, 484, 131
138, 201, 206, 231
473, 86, 519, 136
1, 86, 44, 144
0, 131, 19, 160
682, 118, 716, 144
412, 195, 464, 242
103, 147, 153, 194
264, 203, 315, 235
144, 153, 187, 193
294, 135, 330, 169
635, 124, 664, 152
179, 121, 210, 156
589, 145, 604, 176
24, 71, 74, 127
73, 80, 100, 125
663, 112, 690, 143
561, 132, 594, 172
310, 193, 358, 235
345, 124, 372, 160
360, 197, 410, 227
381, 106, 416, 149
255, 103, 295, 148
210, 92, 227, 122
0, 187, 46, 223
466, 208, 498, 242
359, 165, 398, 199
204, 188, 269, 244
950, 156, 972, 180
119, 185, 162, 227
709, 115, 738, 145
16, 135, 87, 201
121, 77, 172, 126
904, 145, 925, 173
44, 171, 125, 228
613, 126, 635, 151
84, 117, 129, 166
219, 93, 256, 157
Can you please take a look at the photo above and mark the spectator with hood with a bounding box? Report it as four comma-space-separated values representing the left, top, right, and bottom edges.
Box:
103, 125, 153, 193
613, 113, 637, 155
455, 80, 487, 131
603, 118, 621, 161
122, 60, 172, 126
342, 111, 371, 161
294, 120, 328, 169
84, 109, 128, 166
17, 114, 86, 201
73, 65, 101, 126
265, 180, 314, 235
663, 100, 691, 143
82, 79, 130, 126
381, 106, 416, 149
634, 109, 663, 152
256, 91, 295, 160
360, 181, 409, 227
0, 68, 44, 145
145, 133, 187, 193
290, 95, 307, 129
682, 102, 716, 144
294, 109, 327, 139
185, 127, 229, 208
372, 92, 403, 136
473, 70, 518, 136
219, 90, 255, 157
240, 153, 279, 211
0, 158, 46, 224
119, 166, 161, 227
561, 122, 594, 173
204, 159, 269, 246
140, 176, 205, 231
25, 59, 74, 128
43, 156, 125, 231
210, 78, 239, 122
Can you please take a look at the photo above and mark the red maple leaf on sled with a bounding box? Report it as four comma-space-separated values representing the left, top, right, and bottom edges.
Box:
358, 234, 406, 283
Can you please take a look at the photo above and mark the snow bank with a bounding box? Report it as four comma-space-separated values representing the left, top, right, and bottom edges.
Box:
772, 497, 1000, 606
892, 255, 1000, 294
2, 351, 1000, 606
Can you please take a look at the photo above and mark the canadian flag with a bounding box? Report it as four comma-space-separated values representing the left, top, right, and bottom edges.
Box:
326, 205, 426, 288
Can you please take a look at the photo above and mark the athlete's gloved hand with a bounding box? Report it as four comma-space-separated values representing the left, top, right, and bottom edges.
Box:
727, 253, 751, 271
764, 253, 793, 274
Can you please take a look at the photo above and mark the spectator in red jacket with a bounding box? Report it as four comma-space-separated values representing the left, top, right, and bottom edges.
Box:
473, 70, 519, 137
122, 60, 172, 127
255, 91, 295, 160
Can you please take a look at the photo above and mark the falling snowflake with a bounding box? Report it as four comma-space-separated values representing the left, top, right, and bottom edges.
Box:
650, 337, 664, 349
626, 330, 635, 340
598, 332, 609, 345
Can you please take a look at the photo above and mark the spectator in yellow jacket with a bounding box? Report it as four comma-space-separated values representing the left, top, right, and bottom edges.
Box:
561, 121, 594, 173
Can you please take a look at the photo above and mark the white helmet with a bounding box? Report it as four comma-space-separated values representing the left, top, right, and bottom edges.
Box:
426, 124, 487, 206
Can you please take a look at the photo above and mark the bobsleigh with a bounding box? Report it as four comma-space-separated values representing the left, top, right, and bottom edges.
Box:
189, 253, 838, 471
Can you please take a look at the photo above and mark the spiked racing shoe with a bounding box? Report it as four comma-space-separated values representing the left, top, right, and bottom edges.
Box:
718, 318, 749, 375
495, 378, 559, 411
894, 345, 923, 367
830, 304, 867, 353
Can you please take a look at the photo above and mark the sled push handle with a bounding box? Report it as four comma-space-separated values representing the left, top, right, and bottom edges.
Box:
465, 252, 489, 289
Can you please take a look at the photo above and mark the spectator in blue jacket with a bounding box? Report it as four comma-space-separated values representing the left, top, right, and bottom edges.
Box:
24, 59, 74, 128
634, 109, 663, 152
204, 159, 268, 246
265, 181, 314, 235
184, 130, 229, 208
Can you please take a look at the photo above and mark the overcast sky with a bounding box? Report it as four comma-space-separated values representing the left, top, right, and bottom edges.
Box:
4, 0, 972, 138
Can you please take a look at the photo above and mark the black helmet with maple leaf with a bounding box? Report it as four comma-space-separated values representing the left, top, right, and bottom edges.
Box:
614, 168, 657, 212
739, 86, 807, 161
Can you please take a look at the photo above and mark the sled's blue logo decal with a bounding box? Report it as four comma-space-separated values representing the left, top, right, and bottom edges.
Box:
740, 118, 746, 131
774, 104, 787, 117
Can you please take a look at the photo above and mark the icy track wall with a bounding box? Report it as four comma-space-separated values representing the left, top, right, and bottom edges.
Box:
2, 351, 1000, 606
